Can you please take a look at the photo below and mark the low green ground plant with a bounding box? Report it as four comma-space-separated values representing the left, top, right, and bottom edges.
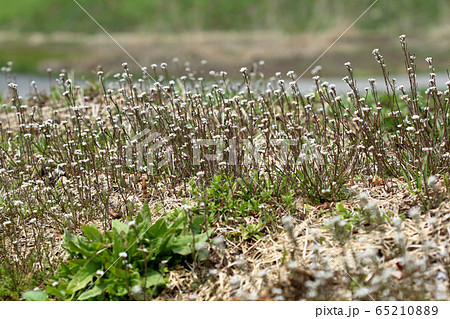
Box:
23, 204, 211, 300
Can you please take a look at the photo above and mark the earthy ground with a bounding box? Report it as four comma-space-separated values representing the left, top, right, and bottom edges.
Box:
152, 179, 450, 300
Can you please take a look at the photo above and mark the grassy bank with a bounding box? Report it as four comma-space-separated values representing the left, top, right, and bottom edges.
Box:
1, 0, 449, 33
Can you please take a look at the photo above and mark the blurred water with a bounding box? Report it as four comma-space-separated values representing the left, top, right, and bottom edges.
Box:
0, 74, 52, 98
1, 72, 448, 99
283, 73, 449, 94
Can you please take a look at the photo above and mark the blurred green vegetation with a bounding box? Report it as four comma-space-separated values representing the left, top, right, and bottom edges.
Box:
0, 41, 83, 73
0, 0, 449, 75
0, 0, 448, 33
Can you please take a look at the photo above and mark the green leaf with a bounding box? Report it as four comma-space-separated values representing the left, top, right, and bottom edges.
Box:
156, 232, 175, 256
191, 216, 204, 234
112, 220, 129, 235
169, 212, 187, 231
337, 203, 346, 213
142, 270, 165, 288
147, 218, 169, 238
66, 261, 98, 294
22, 291, 49, 301
68, 239, 101, 259
113, 267, 128, 280
112, 229, 125, 259
63, 230, 81, 253
60, 261, 74, 276
135, 205, 153, 238
171, 233, 209, 256
137, 201, 151, 225
78, 285, 103, 300
82, 224, 102, 243
46, 286, 65, 299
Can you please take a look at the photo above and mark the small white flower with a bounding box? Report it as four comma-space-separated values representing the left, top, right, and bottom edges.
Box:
131, 285, 143, 296
233, 259, 247, 268
52, 281, 59, 287
13, 200, 24, 207
128, 220, 136, 228
271, 287, 283, 295
181, 204, 192, 212
196, 171, 205, 177
230, 275, 242, 287
282, 216, 294, 231
287, 261, 298, 270
96, 270, 104, 276
436, 272, 448, 282
138, 247, 148, 253
119, 252, 127, 259
208, 269, 218, 276
427, 175, 438, 189
354, 286, 375, 298
311, 65, 322, 75
325, 215, 342, 227
188, 293, 197, 301
212, 236, 225, 249
358, 192, 369, 206
366, 201, 379, 214
338, 220, 347, 228
408, 207, 421, 219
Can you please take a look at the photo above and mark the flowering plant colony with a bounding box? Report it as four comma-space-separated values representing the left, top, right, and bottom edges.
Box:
0, 36, 449, 300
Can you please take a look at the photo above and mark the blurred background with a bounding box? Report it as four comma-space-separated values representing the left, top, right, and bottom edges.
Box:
0, 0, 449, 88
